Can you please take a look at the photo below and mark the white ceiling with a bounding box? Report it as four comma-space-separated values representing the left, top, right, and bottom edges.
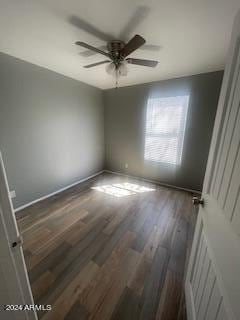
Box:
0, 0, 239, 89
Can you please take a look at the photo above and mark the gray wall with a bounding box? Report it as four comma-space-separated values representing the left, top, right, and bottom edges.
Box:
0, 53, 104, 209
104, 71, 223, 192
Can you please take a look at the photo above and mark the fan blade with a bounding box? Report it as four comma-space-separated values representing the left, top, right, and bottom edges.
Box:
69, 16, 113, 42
140, 44, 161, 52
120, 35, 146, 57
76, 41, 110, 58
119, 6, 150, 40
79, 46, 108, 57
126, 58, 158, 67
84, 60, 110, 68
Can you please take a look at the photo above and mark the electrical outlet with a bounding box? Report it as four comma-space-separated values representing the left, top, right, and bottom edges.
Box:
125, 163, 128, 169
9, 190, 16, 199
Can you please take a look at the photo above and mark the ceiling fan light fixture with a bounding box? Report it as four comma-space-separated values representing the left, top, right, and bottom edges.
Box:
105, 61, 128, 78
118, 61, 128, 76
105, 62, 116, 76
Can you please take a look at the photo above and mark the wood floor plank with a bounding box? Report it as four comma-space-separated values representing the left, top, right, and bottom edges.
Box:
51, 219, 108, 278
29, 241, 71, 283
23, 225, 51, 243
155, 270, 182, 320
110, 287, 141, 320
65, 302, 89, 320
92, 212, 136, 267
138, 245, 169, 320
42, 261, 98, 320
130, 203, 160, 252
25, 219, 85, 270
24, 228, 52, 252
103, 205, 132, 236
88, 249, 140, 320
31, 271, 55, 302
168, 218, 188, 278
39, 232, 108, 308
128, 225, 162, 296
128, 201, 148, 234
66, 209, 112, 247
79, 231, 137, 313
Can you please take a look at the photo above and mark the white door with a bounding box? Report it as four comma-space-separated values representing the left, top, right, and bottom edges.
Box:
0, 152, 37, 320
185, 10, 240, 320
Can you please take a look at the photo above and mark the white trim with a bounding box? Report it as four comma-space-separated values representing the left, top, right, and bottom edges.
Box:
104, 169, 201, 194
185, 281, 196, 320
0, 151, 37, 320
15, 170, 104, 212
15, 168, 200, 213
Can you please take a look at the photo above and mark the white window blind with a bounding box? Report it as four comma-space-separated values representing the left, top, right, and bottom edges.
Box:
144, 95, 189, 165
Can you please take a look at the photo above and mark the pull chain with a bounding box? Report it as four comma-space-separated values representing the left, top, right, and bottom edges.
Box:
115, 69, 119, 89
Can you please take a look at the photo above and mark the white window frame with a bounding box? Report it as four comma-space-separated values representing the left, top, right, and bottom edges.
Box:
144, 95, 189, 166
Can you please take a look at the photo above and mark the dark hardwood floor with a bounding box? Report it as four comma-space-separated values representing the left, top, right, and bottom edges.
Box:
17, 173, 197, 320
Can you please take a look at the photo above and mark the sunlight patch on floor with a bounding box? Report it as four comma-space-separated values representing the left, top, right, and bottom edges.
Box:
91, 183, 155, 197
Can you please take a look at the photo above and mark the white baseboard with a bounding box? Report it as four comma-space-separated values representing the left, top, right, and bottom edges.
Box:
15, 169, 200, 213
104, 169, 201, 194
15, 170, 104, 213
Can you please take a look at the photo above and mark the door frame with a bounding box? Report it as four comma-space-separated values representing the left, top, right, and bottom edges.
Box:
0, 151, 37, 320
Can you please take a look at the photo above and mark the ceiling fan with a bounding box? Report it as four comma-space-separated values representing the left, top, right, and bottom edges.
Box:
75, 34, 158, 87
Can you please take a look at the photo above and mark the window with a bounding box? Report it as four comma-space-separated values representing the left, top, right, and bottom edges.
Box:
144, 95, 189, 165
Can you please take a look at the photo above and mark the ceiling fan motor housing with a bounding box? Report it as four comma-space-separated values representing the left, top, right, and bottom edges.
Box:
107, 40, 125, 61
